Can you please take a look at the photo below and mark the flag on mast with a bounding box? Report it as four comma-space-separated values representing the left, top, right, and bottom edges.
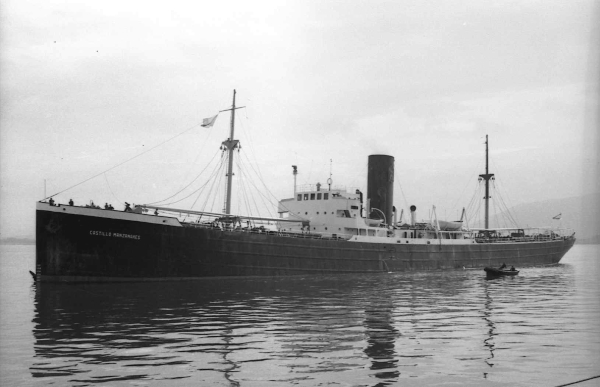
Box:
201, 114, 218, 128
552, 213, 562, 220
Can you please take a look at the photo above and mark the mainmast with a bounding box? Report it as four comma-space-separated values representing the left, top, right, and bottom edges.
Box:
478, 135, 495, 229
220, 89, 245, 215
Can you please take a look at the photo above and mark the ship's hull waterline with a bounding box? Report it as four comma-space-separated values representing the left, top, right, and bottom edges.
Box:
35, 204, 575, 282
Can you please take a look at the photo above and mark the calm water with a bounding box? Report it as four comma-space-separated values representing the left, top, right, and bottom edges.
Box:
1, 245, 599, 387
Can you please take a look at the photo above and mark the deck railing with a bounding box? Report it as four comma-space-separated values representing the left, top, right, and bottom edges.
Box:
474, 228, 575, 243
183, 222, 353, 240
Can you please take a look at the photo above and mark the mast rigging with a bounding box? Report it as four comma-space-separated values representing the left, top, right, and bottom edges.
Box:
479, 135, 495, 229
219, 89, 245, 214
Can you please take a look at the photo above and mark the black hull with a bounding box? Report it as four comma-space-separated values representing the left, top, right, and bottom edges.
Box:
36, 205, 576, 282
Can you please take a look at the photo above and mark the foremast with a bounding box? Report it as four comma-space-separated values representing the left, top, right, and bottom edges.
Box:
478, 134, 495, 229
219, 90, 245, 215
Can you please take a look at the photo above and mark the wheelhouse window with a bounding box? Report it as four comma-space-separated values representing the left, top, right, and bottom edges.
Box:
317, 193, 322, 200
324, 193, 329, 200
297, 194, 302, 201
303, 194, 309, 200
310, 193, 315, 200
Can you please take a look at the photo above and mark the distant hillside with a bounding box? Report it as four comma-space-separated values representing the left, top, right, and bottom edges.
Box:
0, 237, 35, 245
487, 192, 600, 241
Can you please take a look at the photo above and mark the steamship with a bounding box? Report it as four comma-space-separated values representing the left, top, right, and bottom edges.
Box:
35, 91, 576, 282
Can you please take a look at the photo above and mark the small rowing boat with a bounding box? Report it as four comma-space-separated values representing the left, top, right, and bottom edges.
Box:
484, 267, 519, 277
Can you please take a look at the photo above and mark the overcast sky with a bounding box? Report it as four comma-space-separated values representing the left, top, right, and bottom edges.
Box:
1, 0, 598, 238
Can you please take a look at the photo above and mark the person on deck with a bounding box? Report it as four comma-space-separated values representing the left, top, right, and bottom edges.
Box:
68, 199, 74, 206
48, 198, 55, 206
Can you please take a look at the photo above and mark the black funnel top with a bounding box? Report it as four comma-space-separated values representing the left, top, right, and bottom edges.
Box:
367, 155, 394, 225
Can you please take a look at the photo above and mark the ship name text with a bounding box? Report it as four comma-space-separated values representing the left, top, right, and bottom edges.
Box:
90, 230, 141, 240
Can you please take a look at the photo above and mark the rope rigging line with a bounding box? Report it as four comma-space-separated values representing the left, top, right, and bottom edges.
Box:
493, 177, 520, 228
200, 152, 227, 213
234, 156, 257, 218
487, 153, 520, 227
394, 172, 410, 218
207, 154, 228, 213
42, 123, 201, 201
239, 158, 274, 219
233, 104, 276, 221
450, 168, 483, 215
554, 375, 600, 387
465, 181, 482, 227
492, 181, 508, 228
198, 156, 225, 211
238, 151, 278, 216
146, 149, 221, 205
235, 158, 255, 218
103, 173, 123, 206
242, 175, 278, 218
190, 157, 224, 211
236, 112, 268, 183
491, 190, 500, 228
237, 159, 254, 217
176, 127, 214, 191
157, 152, 225, 207
240, 155, 275, 218
466, 182, 483, 228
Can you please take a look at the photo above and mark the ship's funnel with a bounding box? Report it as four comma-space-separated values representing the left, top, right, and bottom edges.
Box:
410, 205, 417, 226
367, 155, 394, 225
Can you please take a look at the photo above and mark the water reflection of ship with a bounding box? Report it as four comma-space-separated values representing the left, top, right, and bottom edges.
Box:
479, 267, 575, 380
30, 281, 259, 383
220, 327, 241, 387
482, 280, 496, 377
30, 278, 399, 383
30, 269, 575, 383
363, 296, 400, 385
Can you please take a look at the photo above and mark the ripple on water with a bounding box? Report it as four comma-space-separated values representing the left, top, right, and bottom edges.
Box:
1, 245, 599, 386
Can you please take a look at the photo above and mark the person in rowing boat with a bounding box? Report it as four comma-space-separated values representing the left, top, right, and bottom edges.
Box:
499, 263, 507, 270
510, 266, 516, 271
